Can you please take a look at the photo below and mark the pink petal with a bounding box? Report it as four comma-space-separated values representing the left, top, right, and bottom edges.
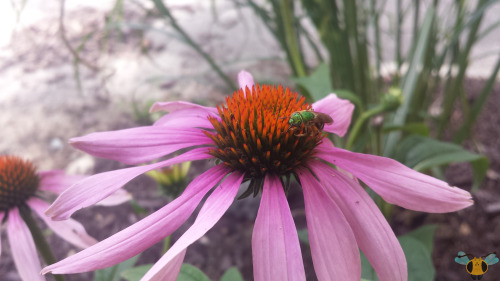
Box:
252, 175, 306, 281
46, 147, 212, 220
238, 70, 255, 91
149, 101, 218, 114
318, 137, 336, 149
310, 160, 407, 281
28, 198, 98, 249
297, 168, 360, 281
147, 250, 186, 281
141, 171, 244, 280
0, 212, 4, 256
312, 94, 354, 137
42, 165, 230, 274
95, 188, 132, 206
38, 170, 85, 195
315, 146, 473, 212
70, 126, 213, 165
7, 208, 44, 281
153, 108, 219, 128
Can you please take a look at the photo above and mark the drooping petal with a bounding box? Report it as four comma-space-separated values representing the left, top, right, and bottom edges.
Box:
297, 168, 360, 281
149, 101, 218, 114
148, 250, 186, 281
153, 108, 219, 128
95, 188, 132, 206
252, 175, 306, 281
38, 170, 85, 195
238, 70, 255, 91
315, 146, 473, 212
7, 208, 44, 281
46, 147, 212, 220
40, 171, 132, 206
312, 94, 354, 137
28, 198, 97, 249
42, 165, 230, 274
0, 212, 4, 256
141, 171, 244, 281
69, 126, 213, 165
310, 160, 407, 281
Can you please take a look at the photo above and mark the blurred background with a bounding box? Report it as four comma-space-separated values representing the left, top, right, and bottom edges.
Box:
1, 0, 500, 280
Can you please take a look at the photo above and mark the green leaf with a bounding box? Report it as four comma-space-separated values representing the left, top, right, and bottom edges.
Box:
383, 123, 430, 136
361, 225, 437, 281
291, 63, 332, 101
177, 264, 212, 281
130, 199, 147, 215
394, 135, 488, 190
399, 236, 435, 281
291, 63, 362, 109
121, 264, 154, 281
297, 228, 309, 245
220, 267, 244, 281
94, 254, 140, 281
360, 251, 379, 281
402, 224, 437, 254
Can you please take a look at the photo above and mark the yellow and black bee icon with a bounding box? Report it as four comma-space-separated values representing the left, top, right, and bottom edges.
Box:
455, 251, 499, 280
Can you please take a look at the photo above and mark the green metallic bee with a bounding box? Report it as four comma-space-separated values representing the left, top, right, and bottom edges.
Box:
285, 110, 333, 136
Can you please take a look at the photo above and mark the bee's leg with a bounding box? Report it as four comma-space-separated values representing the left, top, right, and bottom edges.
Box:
294, 126, 308, 137
317, 122, 325, 131
477, 275, 483, 280
312, 126, 320, 137
471, 275, 476, 280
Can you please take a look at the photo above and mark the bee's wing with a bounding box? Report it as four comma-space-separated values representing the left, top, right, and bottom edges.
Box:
484, 253, 499, 265
455, 251, 470, 265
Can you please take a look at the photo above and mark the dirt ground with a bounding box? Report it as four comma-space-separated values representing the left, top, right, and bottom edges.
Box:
1, 3, 500, 281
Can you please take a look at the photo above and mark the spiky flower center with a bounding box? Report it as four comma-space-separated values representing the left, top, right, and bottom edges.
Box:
205, 84, 325, 195
0, 156, 40, 211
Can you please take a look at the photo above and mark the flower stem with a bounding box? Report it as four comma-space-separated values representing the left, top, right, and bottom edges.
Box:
19, 204, 65, 281
162, 235, 171, 254
345, 105, 385, 151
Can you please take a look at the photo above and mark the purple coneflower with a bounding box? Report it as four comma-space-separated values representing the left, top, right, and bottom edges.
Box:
0, 155, 103, 281
42, 71, 472, 281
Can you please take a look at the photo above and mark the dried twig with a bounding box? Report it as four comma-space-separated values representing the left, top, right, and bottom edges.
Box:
59, 0, 99, 72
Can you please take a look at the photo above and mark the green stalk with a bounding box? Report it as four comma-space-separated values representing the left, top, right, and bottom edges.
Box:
409, 13, 438, 122
383, 7, 435, 157
371, 0, 382, 90
344, 0, 368, 103
151, 0, 237, 90
412, 0, 420, 47
268, 0, 298, 77
280, 0, 307, 77
346, 105, 386, 150
394, 0, 402, 82
437, 0, 487, 138
162, 235, 171, 254
453, 51, 500, 144
19, 205, 65, 281
301, 0, 355, 91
